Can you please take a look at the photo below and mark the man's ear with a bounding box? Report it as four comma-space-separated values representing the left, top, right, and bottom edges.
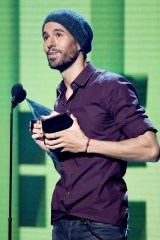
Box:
77, 42, 81, 52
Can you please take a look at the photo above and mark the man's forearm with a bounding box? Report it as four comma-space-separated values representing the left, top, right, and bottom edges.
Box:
87, 131, 159, 162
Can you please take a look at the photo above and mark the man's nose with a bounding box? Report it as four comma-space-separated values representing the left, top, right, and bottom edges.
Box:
47, 36, 56, 49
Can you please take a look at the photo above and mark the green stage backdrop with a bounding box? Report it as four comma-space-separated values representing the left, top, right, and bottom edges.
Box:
0, 1, 160, 240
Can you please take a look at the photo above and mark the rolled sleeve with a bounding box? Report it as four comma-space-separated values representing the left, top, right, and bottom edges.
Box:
108, 77, 157, 138
122, 116, 157, 138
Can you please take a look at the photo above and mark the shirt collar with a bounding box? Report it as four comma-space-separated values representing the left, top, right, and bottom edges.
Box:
73, 61, 96, 87
57, 62, 96, 96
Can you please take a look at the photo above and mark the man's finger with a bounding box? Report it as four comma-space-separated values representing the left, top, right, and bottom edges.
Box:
41, 111, 59, 120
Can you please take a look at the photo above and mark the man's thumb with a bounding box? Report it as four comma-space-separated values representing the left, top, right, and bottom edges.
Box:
41, 111, 59, 120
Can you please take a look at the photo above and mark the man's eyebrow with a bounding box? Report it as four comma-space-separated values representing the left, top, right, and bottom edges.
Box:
42, 31, 48, 37
53, 29, 65, 33
42, 28, 65, 36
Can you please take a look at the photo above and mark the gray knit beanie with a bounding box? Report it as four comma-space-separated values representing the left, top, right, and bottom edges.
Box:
42, 8, 93, 54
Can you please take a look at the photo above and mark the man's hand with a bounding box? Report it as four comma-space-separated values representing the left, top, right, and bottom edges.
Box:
30, 120, 49, 151
44, 114, 88, 153
29, 111, 59, 152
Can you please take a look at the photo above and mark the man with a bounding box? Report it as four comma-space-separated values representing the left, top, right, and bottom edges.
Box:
31, 8, 159, 240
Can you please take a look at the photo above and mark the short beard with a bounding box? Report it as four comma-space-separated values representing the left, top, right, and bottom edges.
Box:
48, 48, 80, 73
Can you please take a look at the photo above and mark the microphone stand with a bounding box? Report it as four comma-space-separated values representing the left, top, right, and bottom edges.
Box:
8, 101, 15, 240
8, 85, 26, 240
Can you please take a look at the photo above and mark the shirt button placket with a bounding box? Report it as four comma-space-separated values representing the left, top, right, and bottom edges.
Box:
64, 171, 73, 212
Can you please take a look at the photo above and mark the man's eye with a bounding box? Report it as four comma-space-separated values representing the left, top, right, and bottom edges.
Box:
56, 33, 62, 38
43, 35, 48, 41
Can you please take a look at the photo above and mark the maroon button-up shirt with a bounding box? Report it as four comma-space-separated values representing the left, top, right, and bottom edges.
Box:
51, 62, 157, 227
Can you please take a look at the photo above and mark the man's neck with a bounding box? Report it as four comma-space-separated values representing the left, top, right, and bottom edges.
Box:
61, 55, 87, 90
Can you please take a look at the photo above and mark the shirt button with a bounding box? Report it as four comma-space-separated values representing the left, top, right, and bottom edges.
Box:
67, 192, 70, 195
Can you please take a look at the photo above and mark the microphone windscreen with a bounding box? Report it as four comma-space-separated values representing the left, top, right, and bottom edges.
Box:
11, 83, 27, 107
17, 89, 26, 103
11, 83, 23, 98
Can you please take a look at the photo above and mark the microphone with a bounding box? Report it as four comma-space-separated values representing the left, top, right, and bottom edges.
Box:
11, 83, 26, 108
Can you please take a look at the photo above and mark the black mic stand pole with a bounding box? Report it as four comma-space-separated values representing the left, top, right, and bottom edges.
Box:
8, 84, 26, 240
8, 100, 15, 240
